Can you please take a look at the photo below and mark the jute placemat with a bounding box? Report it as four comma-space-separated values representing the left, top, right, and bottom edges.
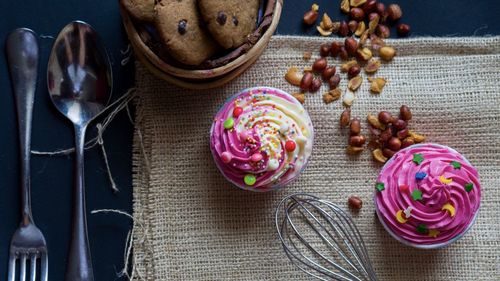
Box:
131, 36, 500, 281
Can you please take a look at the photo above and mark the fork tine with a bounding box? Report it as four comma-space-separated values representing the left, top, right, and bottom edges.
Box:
30, 255, 37, 281
20, 254, 27, 281
7, 256, 16, 281
40, 253, 48, 281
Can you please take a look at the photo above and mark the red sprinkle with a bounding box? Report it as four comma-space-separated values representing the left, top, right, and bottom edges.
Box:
285, 140, 296, 152
233, 106, 243, 118
399, 184, 409, 193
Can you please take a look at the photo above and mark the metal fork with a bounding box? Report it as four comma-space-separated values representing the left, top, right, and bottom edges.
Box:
6, 28, 48, 281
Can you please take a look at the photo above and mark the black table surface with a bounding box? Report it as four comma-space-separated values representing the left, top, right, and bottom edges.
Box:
0, 1, 498, 280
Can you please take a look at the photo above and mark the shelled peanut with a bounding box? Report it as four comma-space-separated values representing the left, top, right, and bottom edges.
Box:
367, 105, 426, 163
341, 112, 366, 155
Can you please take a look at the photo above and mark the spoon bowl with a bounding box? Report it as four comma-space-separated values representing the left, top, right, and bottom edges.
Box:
47, 21, 112, 281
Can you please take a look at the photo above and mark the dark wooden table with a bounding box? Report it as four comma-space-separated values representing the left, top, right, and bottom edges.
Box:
0, 0, 498, 280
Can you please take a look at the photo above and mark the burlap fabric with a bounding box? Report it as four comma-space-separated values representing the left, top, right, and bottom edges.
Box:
131, 36, 500, 281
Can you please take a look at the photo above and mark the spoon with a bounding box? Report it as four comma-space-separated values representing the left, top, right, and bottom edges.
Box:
47, 21, 112, 281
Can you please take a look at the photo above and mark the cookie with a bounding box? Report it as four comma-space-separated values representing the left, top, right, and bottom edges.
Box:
198, 0, 260, 49
154, 0, 219, 66
121, 0, 155, 22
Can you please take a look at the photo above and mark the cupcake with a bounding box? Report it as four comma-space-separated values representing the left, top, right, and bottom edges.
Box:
210, 87, 314, 192
374, 143, 481, 248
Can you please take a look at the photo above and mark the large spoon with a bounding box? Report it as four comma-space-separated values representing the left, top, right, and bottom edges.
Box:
47, 21, 112, 281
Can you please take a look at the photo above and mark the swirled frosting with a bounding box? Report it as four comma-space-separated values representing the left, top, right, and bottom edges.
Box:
210, 87, 314, 191
375, 144, 481, 247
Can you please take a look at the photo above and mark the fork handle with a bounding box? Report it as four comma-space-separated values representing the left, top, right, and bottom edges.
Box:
6, 28, 38, 225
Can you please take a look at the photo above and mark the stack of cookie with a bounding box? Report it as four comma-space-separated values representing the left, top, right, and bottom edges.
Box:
120, 0, 281, 88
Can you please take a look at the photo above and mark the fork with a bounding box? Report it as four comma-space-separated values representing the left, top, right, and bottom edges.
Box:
6, 28, 48, 281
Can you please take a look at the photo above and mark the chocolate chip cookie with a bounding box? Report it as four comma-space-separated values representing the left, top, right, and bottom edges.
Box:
121, 0, 155, 22
154, 0, 219, 66
198, 0, 260, 49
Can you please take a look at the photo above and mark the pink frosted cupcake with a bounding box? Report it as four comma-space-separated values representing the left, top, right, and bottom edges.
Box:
210, 87, 314, 192
374, 143, 481, 248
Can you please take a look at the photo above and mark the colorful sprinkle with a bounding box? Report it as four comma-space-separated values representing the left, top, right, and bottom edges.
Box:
244, 174, 257, 186
413, 153, 424, 165
221, 152, 232, 164
451, 161, 462, 169
250, 153, 263, 162
396, 210, 408, 224
279, 124, 289, 135
428, 229, 440, 238
223, 117, 234, 129
415, 171, 427, 180
442, 203, 456, 217
375, 182, 385, 192
295, 136, 307, 146
403, 206, 413, 219
439, 175, 453, 185
416, 224, 428, 234
267, 159, 279, 171
232, 106, 243, 118
411, 189, 423, 201
240, 130, 249, 141
285, 140, 296, 152
464, 183, 474, 192
399, 184, 409, 193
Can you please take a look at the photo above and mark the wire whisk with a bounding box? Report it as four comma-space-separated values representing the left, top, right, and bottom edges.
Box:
275, 193, 379, 281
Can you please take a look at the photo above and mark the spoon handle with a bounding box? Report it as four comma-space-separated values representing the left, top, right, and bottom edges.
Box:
6, 28, 38, 225
66, 124, 94, 281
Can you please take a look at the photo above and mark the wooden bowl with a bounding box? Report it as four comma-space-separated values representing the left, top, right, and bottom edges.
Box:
120, 0, 282, 88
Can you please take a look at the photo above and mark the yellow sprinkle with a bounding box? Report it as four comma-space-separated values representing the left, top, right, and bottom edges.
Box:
442, 203, 456, 217
428, 229, 440, 238
396, 210, 407, 224
439, 175, 453, 185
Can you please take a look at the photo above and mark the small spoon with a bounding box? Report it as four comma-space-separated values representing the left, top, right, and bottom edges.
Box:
47, 21, 112, 281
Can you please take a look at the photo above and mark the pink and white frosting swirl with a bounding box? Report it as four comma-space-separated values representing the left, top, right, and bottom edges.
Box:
210, 87, 314, 191
375, 144, 481, 247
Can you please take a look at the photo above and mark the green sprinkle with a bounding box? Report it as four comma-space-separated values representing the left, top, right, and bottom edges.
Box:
244, 174, 257, 186
451, 161, 462, 169
223, 117, 234, 129
411, 189, 423, 201
465, 183, 474, 192
412, 153, 424, 165
375, 182, 385, 192
416, 224, 428, 234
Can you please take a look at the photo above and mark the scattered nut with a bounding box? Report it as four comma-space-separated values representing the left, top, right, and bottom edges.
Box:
401, 137, 415, 148
361, 0, 377, 13
348, 65, 361, 79
393, 119, 407, 130
340, 0, 350, 14
379, 46, 396, 61
312, 57, 328, 72
312, 3, 319, 12
323, 88, 342, 104
292, 92, 305, 104
367, 13, 380, 34
340, 108, 351, 127
409, 131, 426, 143
359, 29, 370, 46
310, 77, 322, 92
320, 13, 334, 30
378, 111, 393, 124
350, 8, 365, 21
322, 66, 337, 80
356, 47, 372, 62
348, 20, 359, 34
367, 114, 385, 129
400, 105, 412, 121
300, 72, 313, 91
339, 46, 349, 60
349, 135, 366, 146
368, 77, 387, 93
364, 59, 381, 73
343, 91, 356, 106
382, 148, 396, 158
387, 137, 402, 151
303, 51, 312, 61
284, 67, 303, 86
303, 9, 318, 26
338, 21, 349, 37
329, 74, 341, 89
350, 118, 361, 135
396, 23, 411, 37
341, 60, 358, 72
331, 21, 341, 33
347, 145, 364, 154
376, 24, 390, 38
387, 4, 402, 22
348, 76, 363, 91
350, 0, 367, 7
348, 196, 363, 209
345, 37, 358, 55
317, 26, 333, 36
375, 2, 385, 16
396, 127, 409, 139
320, 44, 331, 57
354, 21, 366, 36
330, 41, 342, 57
372, 148, 388, 163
